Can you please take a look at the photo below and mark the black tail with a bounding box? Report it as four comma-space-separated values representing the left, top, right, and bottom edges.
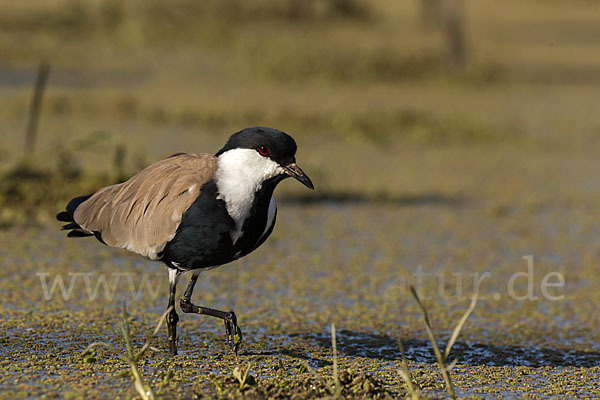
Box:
57, 194, 94, 238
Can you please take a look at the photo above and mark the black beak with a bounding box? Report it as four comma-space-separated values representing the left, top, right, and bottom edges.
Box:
284, 163, 314, 190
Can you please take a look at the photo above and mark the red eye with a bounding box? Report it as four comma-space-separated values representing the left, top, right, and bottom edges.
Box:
258, 146, 270, 156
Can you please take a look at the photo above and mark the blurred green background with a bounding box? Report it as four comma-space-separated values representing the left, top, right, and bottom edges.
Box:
1, 0, 599, 225
2, 2, 600, 397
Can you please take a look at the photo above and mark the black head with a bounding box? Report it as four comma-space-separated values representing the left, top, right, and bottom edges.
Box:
216, 127, 314, 189
216, 127, 295, 162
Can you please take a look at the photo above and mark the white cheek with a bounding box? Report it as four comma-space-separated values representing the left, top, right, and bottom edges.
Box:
215, 149, 284, 244
246, 153, 285, 181
218, 149, 283, 183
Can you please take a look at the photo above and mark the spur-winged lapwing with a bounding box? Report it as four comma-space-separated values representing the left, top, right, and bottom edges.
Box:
57, 127, 314, 355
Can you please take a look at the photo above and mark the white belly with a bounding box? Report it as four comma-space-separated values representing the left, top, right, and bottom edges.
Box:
260, 196, 277, 241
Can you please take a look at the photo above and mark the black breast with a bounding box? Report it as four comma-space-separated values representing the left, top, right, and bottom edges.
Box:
160, 180, 235, 270
232, 178, 280, 258
160, 177, 283, 271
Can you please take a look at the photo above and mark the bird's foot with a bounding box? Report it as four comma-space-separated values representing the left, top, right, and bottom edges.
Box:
179, 299, 243, 354
223, 311, 242, 355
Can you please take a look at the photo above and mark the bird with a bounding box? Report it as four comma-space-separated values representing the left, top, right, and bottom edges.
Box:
56, 127, 314, 356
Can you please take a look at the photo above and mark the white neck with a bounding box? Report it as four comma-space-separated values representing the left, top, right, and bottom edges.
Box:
214, 148, 284, 243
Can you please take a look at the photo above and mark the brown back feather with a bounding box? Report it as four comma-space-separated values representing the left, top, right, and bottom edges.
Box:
74, 153, 218, 259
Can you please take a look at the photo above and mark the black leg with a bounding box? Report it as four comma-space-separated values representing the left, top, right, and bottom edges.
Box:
167, 269, 181, 356
181, 271, 200, 303
180, 272, 242, 354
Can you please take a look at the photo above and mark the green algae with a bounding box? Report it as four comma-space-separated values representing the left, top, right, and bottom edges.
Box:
1, 177, 599, 398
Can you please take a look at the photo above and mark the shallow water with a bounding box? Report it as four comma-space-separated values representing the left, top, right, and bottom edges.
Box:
1, 195, 599, 397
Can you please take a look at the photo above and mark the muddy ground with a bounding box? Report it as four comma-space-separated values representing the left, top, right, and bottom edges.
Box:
2, 0, 600, 397
2, 144, 600, 399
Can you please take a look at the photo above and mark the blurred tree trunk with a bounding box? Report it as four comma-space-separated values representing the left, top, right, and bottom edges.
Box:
25, 63, 50, 155
443, 0, 467, 71
288, 0, 311, 21
418, 0, 467, 71
420, 0, 442, 29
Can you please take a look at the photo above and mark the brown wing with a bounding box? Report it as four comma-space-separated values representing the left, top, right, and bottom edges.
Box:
74, 153, 218, 260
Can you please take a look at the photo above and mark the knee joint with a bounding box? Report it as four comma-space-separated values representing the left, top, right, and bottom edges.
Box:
167, 310, 179, 325
180, 297, 190, 311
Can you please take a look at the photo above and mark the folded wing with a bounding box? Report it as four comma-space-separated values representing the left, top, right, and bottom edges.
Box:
73, 153, 218, 260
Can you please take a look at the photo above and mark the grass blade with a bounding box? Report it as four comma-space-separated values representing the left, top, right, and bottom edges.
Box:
331, 322, 341, 398
136, 306, 173, 361
410, 286, 455, 399
444, 293, 478, 361
397, 338, 420, 399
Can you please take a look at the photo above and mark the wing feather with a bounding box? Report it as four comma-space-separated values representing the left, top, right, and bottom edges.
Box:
73, 153, 218, 259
